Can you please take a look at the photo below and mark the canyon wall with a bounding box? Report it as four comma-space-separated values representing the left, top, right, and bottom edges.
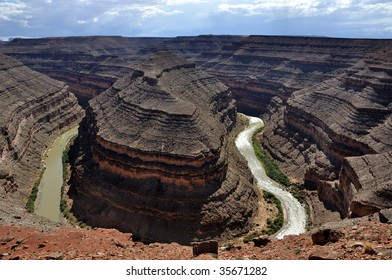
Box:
1, 35, 391, 222
69, 52, 258, 244
0, 36, 167, 106
261, 47, 392, 218
190, 36, 391, 116
2, 36, 389, 115
0, 53, 83, 225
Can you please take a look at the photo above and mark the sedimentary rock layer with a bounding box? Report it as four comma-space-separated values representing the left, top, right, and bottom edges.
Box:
0, 36, 167, 106
0, 53, 83, 224
2, 36, 389, 113
339, 152, 392, 217
69, 52, 258, 244
261, 46, 392, 218
191, 36, 391, 116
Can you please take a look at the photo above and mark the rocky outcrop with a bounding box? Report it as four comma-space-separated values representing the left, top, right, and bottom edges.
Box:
69, 52, 258, 244
261, 46, 392, 219
339, 152, 392, 217
311, 228, 344, 245
0, 53, 83, 225
192, 240, 218, 257
379, 209, 392, 224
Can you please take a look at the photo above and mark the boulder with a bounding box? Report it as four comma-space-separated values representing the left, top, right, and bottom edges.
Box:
252, 235, 271, 247
379, 208, 392, 224
311, 228, 344, 245
192, 240, 218, 257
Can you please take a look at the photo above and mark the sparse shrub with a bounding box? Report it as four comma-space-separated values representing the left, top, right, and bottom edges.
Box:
364, 242, 376, 255
262, 191, 284, 235
252, 128, 290, 187
26, 169, 45, 213
243, 231, 262, 243
243, 191, 284, 243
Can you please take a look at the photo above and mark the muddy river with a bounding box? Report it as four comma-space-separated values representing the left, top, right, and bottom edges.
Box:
35, 127, 78, 222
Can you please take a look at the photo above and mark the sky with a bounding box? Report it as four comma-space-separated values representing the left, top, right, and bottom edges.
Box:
1, 0, 392, 40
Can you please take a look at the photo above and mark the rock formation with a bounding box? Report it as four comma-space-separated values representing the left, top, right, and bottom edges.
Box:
0, 53, 83, 225
0, 36, 167, 106
69, 52, 258, 244
261, 46, 392, 219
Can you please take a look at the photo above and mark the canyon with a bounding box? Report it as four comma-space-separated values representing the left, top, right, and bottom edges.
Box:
0, 53, 83, 228
67, 51, 258, 244
0, 35, 391, 257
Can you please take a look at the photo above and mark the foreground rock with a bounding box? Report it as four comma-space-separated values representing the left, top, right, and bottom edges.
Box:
0, 54, 83, 228
0, 219, 390, 260
379, 209, 392, 224
69, 52, 258, 244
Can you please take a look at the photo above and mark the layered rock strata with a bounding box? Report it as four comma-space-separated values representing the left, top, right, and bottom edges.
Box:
0, 36, 167, 106
261, 47, 392, 219
0, 53, 83, 225
192, 36, 391, 116
69, 52, 258, 244
2, 36, 389, 113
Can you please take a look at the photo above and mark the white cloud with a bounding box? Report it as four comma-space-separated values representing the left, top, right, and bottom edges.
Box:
162, 0, 208, 5
103, 4, 182, 21
0, 0, 391, 38
218, 0, 323, 17
0, 2, 28, 21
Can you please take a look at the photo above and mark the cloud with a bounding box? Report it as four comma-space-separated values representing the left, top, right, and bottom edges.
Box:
217, 0, 353, 17
0, 1, 28, 21
0, 0, 391, 38
162, 0, 208, 5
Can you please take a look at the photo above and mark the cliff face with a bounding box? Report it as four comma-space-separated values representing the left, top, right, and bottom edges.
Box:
261, 47, 392, 218
339, 152, 392, 217
0, 36, 167, 106
193, 36, 391, 116
0, 53, 83, 224
69, 52, 258, 244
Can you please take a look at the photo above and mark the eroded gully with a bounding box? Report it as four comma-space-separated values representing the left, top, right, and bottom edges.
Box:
235, 115, 306, 239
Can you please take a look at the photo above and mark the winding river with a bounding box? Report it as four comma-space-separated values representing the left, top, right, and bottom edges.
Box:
35, 127, 78, 222
35, 116, 305, 236
235, 115, 306, 239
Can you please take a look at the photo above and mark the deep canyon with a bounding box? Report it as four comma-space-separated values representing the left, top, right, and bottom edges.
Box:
0, 35, 391, 258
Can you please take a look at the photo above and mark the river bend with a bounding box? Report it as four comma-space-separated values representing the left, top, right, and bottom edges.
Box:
235, 116, 306, 239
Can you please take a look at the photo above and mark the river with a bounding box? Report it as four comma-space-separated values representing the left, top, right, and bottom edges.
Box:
235, 115, 306, 239
35, 127, 78, 222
